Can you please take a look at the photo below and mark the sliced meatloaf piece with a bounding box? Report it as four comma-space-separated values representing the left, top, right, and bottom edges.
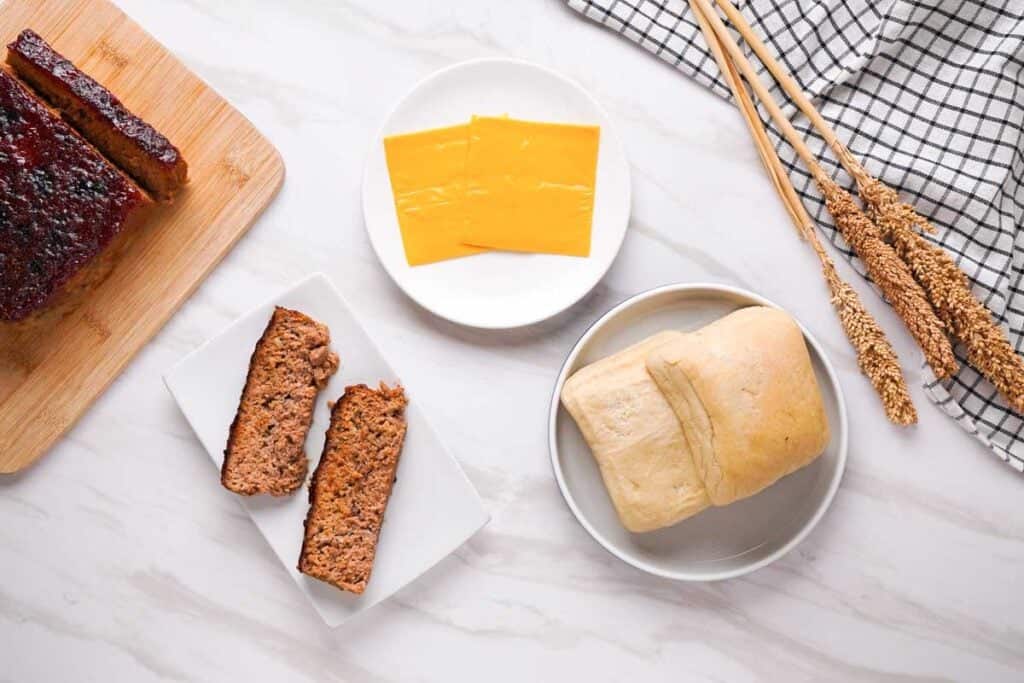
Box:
221, 307, 340, 496
298, 383, 408, 594
0, 68, 151, 322
7, 29, 188, 200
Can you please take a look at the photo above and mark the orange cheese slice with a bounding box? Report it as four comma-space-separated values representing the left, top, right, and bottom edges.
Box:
383, 123, 487, 266
462, 116, 600, 256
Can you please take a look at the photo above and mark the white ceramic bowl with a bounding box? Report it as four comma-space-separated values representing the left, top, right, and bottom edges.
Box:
549, 283, 848, 581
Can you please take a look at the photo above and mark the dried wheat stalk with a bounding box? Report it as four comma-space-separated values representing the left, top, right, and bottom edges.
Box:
814, 172, 959, 380
693, 0, 958, 381
838, 148, 1024, 412
690, 0, 917, 423
810, 237, 918, 424
710, 0, 1024, 410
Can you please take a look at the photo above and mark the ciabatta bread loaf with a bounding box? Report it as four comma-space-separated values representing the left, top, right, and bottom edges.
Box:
645, 307, 829, 506
561, 332, 710, 533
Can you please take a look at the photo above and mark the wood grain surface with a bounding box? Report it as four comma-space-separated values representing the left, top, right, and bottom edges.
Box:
0, 0, 284, 473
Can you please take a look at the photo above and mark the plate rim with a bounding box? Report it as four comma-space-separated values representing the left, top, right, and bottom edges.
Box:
360, 56, 632, 330
547, 282, 849, 582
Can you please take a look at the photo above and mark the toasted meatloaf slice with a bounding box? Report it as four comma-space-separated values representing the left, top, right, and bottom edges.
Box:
7, 29, 187, 201
0, 68, 151, 322
298, 383, 408, 594
221, 307, 340, 496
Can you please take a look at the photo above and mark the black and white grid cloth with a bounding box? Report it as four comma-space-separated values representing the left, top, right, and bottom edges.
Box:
568, 0, 1024, 471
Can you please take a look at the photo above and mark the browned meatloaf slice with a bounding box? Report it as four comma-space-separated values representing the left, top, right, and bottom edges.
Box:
0, 68, 151, 321
298, 383, 408, 594
7, 29, 188, 201
221, 307, 340, 497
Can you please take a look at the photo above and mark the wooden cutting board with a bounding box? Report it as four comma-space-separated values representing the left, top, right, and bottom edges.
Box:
0, 0, 284, 473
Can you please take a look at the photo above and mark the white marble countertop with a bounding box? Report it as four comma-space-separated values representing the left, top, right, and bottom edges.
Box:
3, 1, 1023, 680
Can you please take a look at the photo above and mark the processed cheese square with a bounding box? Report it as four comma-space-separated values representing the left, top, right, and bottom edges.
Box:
383, 123, 487, 266
462, 116, 599, 256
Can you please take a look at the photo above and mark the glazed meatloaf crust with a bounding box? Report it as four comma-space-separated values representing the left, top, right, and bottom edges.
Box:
298, 383, 408, 594
221, 307, 340, 496
0, 68, 151, 321
7, 29, 187, 200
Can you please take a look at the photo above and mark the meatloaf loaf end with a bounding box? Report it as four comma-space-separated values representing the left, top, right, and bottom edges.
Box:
221, 307, 340, 497
0, 68, 151, 322
7, 29, 188, 201
298, 383, 408, 594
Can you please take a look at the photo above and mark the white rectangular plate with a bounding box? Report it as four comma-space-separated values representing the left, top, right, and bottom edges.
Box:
164, 273, 489, 626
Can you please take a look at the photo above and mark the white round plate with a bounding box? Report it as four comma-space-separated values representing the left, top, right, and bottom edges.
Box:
549, 284, 848, 582
362, 58, 631, 329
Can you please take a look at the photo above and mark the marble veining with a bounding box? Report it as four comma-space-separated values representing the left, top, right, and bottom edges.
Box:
1, 0, 1023, 681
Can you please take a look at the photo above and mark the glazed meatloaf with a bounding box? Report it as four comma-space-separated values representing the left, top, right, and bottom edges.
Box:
221, 307, 340, 496
7, 29, 187, 200
299, 383, 408, 594
0, 69, 151, 321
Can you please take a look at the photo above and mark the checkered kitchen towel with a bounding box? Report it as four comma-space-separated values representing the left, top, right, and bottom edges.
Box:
569, 0, 1024, 471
